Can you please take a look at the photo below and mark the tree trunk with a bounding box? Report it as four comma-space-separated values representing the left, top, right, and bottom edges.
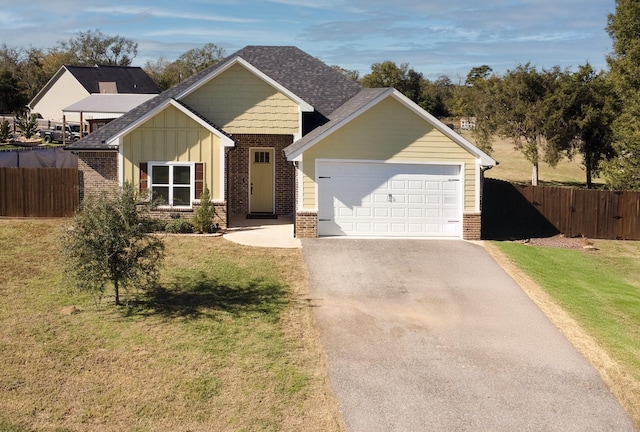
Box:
114, 279, 120, 306
531, 162, 539, 186
585, 147, 593, 189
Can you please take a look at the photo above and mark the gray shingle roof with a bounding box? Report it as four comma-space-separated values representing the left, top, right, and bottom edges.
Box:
67, 46, 362, 150
67, 65, 161, 94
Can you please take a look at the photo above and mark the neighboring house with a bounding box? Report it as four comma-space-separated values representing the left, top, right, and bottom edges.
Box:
67, 46, 496, 240
28, 65, 161, 124
63, 94, 157, 133
460, 117, 477, 130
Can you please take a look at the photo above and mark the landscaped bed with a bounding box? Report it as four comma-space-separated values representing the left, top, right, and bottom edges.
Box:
0, 219, 343, 432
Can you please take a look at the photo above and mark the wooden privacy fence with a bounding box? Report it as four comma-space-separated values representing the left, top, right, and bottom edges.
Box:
0, 168, 79, 217
483, 179, 640, 240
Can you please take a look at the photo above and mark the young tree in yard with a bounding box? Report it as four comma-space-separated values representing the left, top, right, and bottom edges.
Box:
60, 183, 165, 306
14, 111, 39, 139
603, 0, 640, 190
192, 184, 217, 233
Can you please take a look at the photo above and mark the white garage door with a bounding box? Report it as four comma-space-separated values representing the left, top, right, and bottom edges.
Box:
317, 162, 461, 237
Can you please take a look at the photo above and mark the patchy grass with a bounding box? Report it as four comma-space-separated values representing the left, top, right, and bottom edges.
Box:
489, 240, 640, 427
463, 133, 605, 187
0, 219, 343, 432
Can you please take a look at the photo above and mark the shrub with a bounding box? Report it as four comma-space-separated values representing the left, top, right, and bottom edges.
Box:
139, 218, 167, 233
0, 120, 11, 142
192, 184, 218, 233
15, 111, 39, 139
166, 218, 194, 234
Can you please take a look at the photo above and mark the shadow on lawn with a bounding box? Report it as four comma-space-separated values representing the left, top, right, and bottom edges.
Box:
127, 271, 288, 320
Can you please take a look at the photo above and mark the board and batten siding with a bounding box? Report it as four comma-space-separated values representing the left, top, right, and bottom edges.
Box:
122, 105, 224, 200
182, 63, 299, 135
301, 96, 478, 211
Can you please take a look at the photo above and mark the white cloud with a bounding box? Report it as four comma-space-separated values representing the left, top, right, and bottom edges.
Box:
84, 5, 261, 24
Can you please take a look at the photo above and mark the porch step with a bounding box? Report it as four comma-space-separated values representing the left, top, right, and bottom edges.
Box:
246, 213, 278, 220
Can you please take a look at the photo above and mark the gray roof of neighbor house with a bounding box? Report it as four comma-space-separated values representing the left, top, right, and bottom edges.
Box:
29, 64, 161, 110
66, 65, 161, 94
66, 46, 363, 150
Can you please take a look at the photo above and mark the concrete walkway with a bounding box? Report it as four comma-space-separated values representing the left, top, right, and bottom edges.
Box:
302, 238, 635, 432
223, 215, 301, 248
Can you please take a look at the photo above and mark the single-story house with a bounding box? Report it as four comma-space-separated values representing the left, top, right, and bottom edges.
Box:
63, 94, 157, 133
28, 64, 161, 124
67, 46, 496, 239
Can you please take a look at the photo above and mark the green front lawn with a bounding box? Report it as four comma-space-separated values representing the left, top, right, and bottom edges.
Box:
492, 240, 640, 427
0, 220, 342, 432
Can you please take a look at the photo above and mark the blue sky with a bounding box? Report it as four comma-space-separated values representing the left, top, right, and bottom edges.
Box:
0, 0, 615, 81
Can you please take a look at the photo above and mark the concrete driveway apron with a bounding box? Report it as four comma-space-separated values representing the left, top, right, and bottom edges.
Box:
301, 239, 635, 432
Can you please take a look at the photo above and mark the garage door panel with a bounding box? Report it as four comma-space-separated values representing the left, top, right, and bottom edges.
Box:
318, 162, 461, 237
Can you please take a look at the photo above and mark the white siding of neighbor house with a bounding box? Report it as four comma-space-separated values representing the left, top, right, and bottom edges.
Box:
31, 71, 88, 123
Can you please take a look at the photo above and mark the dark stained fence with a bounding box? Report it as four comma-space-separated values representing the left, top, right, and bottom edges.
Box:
0, 168, 79, 217
483, 179, 640, 240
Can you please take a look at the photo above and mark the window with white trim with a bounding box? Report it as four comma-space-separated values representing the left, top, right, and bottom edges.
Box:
149, 162, 195, 207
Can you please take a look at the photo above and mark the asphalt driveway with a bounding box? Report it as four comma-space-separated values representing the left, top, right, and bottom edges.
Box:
302, 239, 635, 432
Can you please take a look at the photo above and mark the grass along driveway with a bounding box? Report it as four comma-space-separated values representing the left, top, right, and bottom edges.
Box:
0, 219, 343, 432
485, 240, 640, 429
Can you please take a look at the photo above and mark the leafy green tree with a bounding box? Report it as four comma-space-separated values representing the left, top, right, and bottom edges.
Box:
55, 29, 138, 66
14, 111, 39, 138
603, 0, 640, 190
465, 65, 493, 86
420, 75, 454, 118
0, 69, 27, 114
546, 64, 618, 188
361, 61, 424, 106
60, 183, 165, 306
332, 65, 360, 82
144, 43, 225, 90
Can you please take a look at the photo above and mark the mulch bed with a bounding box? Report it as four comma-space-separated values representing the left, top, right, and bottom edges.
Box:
514, 234, 593, 250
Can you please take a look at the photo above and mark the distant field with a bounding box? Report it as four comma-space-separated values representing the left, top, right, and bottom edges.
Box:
462, 133, 604, 187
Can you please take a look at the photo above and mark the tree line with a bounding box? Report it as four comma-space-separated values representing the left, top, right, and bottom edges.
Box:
1, 0, 638, 190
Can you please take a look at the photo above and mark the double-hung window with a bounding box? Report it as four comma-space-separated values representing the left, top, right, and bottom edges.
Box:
149, 162, 195, 207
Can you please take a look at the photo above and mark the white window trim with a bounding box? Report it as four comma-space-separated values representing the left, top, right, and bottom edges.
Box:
148, 161, 196, 208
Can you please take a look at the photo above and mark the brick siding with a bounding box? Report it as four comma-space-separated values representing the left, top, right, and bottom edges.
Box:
463, 212, 482, 240
77, 151, 118, 200
226, 134, 294, 216
295, 211, 318, 238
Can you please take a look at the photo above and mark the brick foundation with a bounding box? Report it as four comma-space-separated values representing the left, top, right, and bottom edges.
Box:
140, 201, 227, 229
463, 212, 482, 240
295, 211, 318, 238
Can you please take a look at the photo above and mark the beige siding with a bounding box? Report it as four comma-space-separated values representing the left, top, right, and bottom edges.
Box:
301, 97, 478, 211
182, 63, 299, 134
31, 71, 88, 123
122, 105, 224, 200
